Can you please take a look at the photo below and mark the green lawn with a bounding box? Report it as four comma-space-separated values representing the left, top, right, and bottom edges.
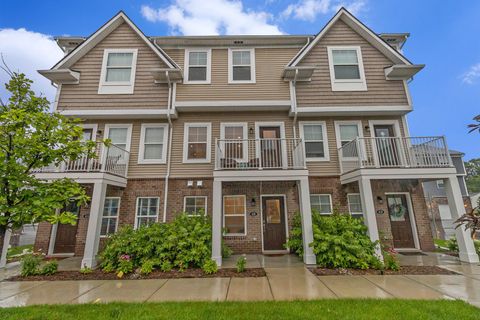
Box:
6, 244, 33, 260
0, 300, 478, 320
434, 239, 449, 249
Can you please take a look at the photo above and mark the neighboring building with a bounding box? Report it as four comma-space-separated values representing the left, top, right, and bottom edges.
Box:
423, 150, 470, 240
34, 8, 479, 267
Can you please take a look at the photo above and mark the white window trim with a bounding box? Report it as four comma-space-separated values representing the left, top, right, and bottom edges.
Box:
134, 197, 160, 229
334, 120, 363, 161
81, 124, 98, 142
98, 48, 138, 94
347, 193, 363, 217
223, 195, 247, 236
184, 48, 211, 84
100, 197, 120, 237
327, 46, 367, 92
183, 122, 212, 163
299, 121, 330, 162
436, 180, 445, 189
311, 194, 333, 215
138, 123, 169, 164
228, 48, 256, 84
183, 196, 208, 216
220, 122, 248, 162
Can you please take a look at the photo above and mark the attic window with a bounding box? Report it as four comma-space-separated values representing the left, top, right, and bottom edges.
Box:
99, 48, 138, 94
327, 46, 367, 92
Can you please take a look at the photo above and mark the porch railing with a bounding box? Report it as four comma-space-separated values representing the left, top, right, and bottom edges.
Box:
338, 136, 453, 174
33, 142, 130, 178
215, 138, 306, 170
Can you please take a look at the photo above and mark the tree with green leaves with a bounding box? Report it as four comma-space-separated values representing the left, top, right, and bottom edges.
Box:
0, 70, 96, 266
465, 158, 480, 194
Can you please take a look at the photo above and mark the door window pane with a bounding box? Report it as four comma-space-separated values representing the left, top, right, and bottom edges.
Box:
265, 199, 281, 224
387, 195, 407, 222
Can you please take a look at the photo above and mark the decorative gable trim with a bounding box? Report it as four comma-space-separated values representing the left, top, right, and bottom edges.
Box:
51, 11, 178, 70
288, 8, 412, 67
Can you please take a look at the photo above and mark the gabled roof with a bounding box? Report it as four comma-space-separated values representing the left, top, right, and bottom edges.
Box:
288, 7, 412, 67
52, 11, 178, 70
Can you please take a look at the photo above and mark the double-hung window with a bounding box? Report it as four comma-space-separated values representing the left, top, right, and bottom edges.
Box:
184, 49, 211, 83
99, 49, 138, 94
184, 196, 207, 216
183, 123, 211, 163
228, 49, 255, 83
220, 123, 248, 162
327, 46, 366, 91
223, 195, 246, 236
138, 124, 168, 164
300, 121, 329, 161
105, 124, 132, 164
335, 121, 363, 159
100, 197, 120, 237
135, 197, 159, 229
310, 194, 332, 215
347, 193, 363, 219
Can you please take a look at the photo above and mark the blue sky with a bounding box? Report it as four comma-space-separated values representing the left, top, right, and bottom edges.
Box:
1, 0, 479, 159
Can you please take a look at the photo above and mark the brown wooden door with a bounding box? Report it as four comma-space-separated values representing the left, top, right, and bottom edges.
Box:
387, 194, 415, 248
262, 196, 286, 250
53, 201, 80, 254
259, 127, 282, 168
373, 125, 400, 166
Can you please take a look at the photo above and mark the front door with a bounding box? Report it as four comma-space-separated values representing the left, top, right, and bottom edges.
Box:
262, 196, 287, 251
259, 127, 282, 168
53, 201, 80, 254
373, 125, 400, 166
387, 194, 415, 248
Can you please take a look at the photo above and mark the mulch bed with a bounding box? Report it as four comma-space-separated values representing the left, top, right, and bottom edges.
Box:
309, 265, 459, 276
6, 268, 266, 281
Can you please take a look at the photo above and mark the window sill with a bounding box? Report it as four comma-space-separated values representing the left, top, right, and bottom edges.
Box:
182, 159, 211, 164
228, 80, 256, 84
138, 159, 167, 165
331, 81, 367, 92
98, 84, 134, 94
305, 158, 330, 162
183, 80, 211, 85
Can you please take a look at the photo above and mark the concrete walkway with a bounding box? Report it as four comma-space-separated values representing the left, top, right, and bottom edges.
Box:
0, 253, 479, 307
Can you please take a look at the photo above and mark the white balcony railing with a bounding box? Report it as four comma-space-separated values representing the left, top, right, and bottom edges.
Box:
33, 142, 130, 178
215, 138, 306, 170
338, 136, 453, 174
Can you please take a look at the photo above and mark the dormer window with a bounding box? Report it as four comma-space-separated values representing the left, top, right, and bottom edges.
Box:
184, 49, 211, 84
327, 46, 366, 91
99, 49, 138, 94
228, 48, 255, 83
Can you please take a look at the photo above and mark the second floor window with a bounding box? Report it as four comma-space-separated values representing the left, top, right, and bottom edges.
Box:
220, 123, 248, 161
228, 49, 255, 83
99, 49, 137, 94
300, 122, 329, 161
183, 123, 211, 163
138, 124, 168, 164
105, 124, 132, 164
185, 49, 211, 83
327, 46, 366, 91
335, 121, 362, 159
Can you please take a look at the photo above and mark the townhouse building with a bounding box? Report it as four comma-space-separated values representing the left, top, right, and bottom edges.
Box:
34, 8, 479, 268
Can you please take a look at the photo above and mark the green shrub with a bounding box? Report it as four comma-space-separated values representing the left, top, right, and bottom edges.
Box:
446, 238, 459, 252
202, 259, 218, 274
382, 248, 400, 271
140, 260, 155, 275
287, 211, 381, 269
236, 256, 247, 273
80, 267, 93, 274
222, 242, 233, 258
20, 254, 42, 276
99, 214, 212, 274
285, 213, 304, 257
40, 260, 58, 275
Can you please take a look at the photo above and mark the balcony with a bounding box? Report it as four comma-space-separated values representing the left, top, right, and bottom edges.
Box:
33, 142, 130, 179
215, 138, 306, 171
338, 136, 453, 175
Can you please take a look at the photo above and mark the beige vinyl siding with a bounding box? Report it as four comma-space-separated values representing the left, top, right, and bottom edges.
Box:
164, 47, 299, 101
85, 120, 168, 178
58, 23, 170, 110
296, 20, 408, 107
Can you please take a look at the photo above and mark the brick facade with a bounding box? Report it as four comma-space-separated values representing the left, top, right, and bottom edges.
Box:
34, 176, 439, 258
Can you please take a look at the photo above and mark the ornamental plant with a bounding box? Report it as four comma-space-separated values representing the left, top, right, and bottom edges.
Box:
382, 247, 400, 271
236, 256, 247, 273
287, 211, 381, 269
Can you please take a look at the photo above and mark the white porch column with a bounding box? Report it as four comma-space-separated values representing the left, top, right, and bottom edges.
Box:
212, 179, 222, 267
445, 175, 479, 263
358, 177, 382, 258
81, 181, 107, 268
298, 177, 316, 265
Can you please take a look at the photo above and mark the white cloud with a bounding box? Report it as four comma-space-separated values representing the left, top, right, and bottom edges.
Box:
281, 0, 366, 21
141, 0, 283, 35
462, 63, 480, 85
0, 28, 63, 104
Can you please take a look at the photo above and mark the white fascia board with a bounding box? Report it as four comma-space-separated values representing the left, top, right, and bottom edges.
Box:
59, 109, 177, 119
292, 105, 412, 117
175, 100, 291, 107
213, 169, 309, 181
340, 168, 457, 185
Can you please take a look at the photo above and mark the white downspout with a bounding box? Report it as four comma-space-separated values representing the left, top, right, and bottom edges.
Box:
292, 68, 299, 139
163, 71, 174, 223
